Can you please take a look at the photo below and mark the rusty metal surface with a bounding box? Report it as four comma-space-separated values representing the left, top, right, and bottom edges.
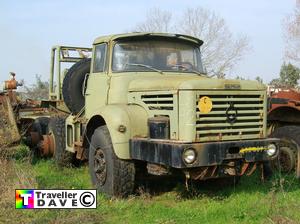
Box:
270, 88, 300, 101
74, 141, 86, 160
268, 88, 300, 122
147, 163, 170, 175
188, 162, 258, 180
0, 94, 20, 147
0, 74, 64, 152
39, 134, 55, 156
190, 167, 209, 180
268, 88, 300, 179
240, 163, 250, 175
246, 163, 257, 176
278, 146, 296, 173
4, 79, 17, 90
3, 73, 22, 91
29, 131, 40, 145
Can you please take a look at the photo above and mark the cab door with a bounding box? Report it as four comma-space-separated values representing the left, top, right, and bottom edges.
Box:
85, 43, 110, 118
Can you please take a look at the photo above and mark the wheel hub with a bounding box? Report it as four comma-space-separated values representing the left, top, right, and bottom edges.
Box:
275, 138, 299, 174
39, 134, 55, 157
94, 148, 107, 186
279, 147, 296, 173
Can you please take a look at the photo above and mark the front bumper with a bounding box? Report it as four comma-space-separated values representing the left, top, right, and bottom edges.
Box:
130, 138, 279, 169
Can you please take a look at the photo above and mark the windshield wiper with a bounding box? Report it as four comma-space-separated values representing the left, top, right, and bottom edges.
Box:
125, 63, 164, 74
172, 64, 205, 76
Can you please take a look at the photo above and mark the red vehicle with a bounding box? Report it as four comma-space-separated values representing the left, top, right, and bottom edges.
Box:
268, 87, 300, 178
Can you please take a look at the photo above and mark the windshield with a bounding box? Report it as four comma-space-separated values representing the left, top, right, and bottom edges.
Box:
112, 39, 204, 74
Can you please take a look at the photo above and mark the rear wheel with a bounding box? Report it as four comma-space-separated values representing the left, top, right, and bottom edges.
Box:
89, 126, 135, 197
48, 117, 74, 167
270, 125, 300, 178
31, 117, 50, 138
29, 117, 50, 163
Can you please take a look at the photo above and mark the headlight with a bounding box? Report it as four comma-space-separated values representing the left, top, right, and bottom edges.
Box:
183, 148, 196, 164
266, 143, 277, 157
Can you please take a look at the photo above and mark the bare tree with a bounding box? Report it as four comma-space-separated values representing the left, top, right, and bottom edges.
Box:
22, 75, 49, 100
134, 8, 172, 33
132, 7, 250, 77
284, 0, 300, 64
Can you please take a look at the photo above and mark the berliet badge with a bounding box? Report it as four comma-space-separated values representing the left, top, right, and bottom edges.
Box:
226, 102, 238, 124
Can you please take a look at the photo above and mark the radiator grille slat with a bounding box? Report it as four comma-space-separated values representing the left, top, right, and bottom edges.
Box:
199, 134, 261, 142
197, 127, 261, 134
196, 121, 263, 128
141, 94, 174, 110
198, 116, 261, 121
209, 98, 263, 102
197, 110, 263, 115
211, 104, 263, 109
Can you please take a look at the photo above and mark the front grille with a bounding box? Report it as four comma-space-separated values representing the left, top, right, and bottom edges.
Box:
141, 94, 174, 110
196, 91, 265, 142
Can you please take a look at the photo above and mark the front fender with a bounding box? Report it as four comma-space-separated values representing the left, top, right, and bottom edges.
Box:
268, 106, 300, 123
88, 105, 148, 159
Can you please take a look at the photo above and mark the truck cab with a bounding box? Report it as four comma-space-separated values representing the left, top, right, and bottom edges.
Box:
55, 33, 279, 197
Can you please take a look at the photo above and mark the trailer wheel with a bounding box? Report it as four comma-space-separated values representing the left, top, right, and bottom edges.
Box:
29, 117, 50, 163
28, 117, 50, 148
31, 117, 50, 138
62, 58, 91, 114
89, 126, 135, 197
48, 117, 74, 167
270, 125, 300, 178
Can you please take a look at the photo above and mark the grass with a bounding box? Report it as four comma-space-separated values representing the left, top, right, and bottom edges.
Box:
1, 145, 300, 224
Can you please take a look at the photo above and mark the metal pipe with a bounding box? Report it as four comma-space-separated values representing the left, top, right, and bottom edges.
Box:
49, 47, 56, 99
55, 46, 61, 100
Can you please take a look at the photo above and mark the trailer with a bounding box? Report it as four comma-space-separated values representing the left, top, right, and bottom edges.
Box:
0, 46, 92, 154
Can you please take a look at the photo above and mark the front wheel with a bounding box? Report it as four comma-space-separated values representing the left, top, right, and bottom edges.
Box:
89, 126, 135, 197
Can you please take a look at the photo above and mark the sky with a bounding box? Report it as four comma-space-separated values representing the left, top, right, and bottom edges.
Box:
0, 0, 296, 84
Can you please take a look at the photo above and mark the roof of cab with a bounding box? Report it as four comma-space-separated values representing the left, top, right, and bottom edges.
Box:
93, 32, 203, 46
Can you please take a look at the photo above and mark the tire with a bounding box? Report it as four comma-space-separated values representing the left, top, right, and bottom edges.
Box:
27, 117, 50, 148
29, 117, 50, 163
270, 125, 300, 178
32, 117, 50, 138
62, 58, 91, 114
89, 126, 135, 197
48, 117, 74, 167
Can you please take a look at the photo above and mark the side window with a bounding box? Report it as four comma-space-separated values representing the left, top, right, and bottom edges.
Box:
93, 43, 107, 72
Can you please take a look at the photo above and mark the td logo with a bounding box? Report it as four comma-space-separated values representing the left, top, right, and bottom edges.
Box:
16, 190, 34, 209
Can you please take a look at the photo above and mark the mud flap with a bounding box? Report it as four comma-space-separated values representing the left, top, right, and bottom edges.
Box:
0, 94, 20, 147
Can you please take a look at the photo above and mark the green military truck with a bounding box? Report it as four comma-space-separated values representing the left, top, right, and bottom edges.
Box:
59, 33, 279, 196
4, 33, 279, 197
